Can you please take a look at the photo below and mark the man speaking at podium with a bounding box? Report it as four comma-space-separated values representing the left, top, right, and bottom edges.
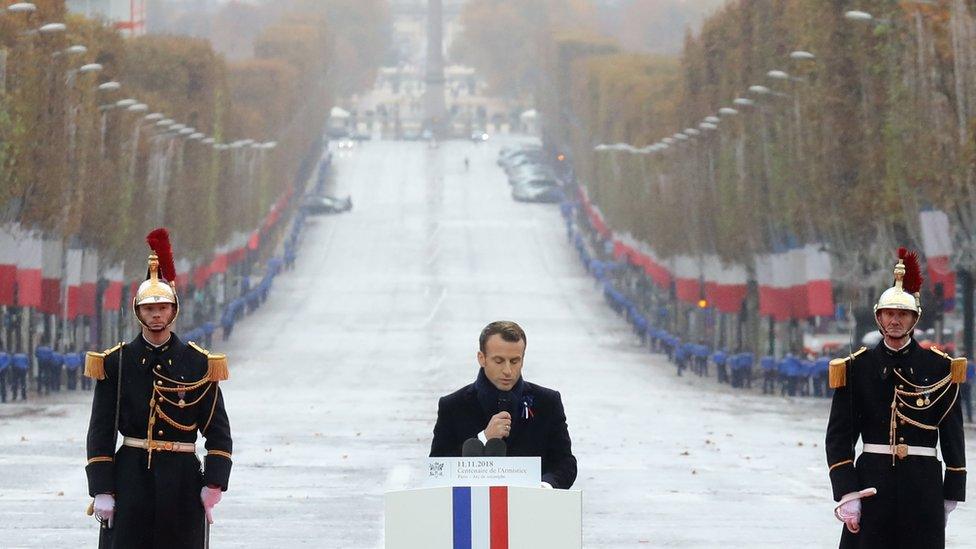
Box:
430, 321, 577, 489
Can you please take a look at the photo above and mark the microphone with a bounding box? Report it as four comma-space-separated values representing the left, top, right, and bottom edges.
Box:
462, 437, 485, 457
497, 394, 511, 415
484, 437, 507, 457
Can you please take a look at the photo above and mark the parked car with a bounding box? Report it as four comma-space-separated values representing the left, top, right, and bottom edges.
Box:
508, 165, 558, 185
301, 194, 353, 215
511, 179, 564, 203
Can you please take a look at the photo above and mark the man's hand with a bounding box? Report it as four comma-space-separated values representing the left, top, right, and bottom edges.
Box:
836, 495, 861, 534
485, 411, 512, 439
945, 500, 958, 526
94, 493, 115, 528
200, 485, 223, 524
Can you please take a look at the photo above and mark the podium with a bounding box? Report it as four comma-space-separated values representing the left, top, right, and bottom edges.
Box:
385, 486, 581, 548
384, 458, 582, 548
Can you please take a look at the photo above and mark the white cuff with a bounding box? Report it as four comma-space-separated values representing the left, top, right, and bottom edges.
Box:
540, 481, 553, 489
477, 430, 487, 444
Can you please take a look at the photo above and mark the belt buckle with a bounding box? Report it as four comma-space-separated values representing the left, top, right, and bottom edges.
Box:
895, 444, 909, 460
164, 442, 174, 451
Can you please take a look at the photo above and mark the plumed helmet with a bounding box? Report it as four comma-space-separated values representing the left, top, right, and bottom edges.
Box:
133, 228, 179, 328
874, 248, 922, 336
874, 247, 922, 316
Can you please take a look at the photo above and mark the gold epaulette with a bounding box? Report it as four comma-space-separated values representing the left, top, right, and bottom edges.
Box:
927, 347, 967, 383
829, 347, 867, 389
951, 357, 968, 384
84, 343, 122, 380
189, 341, 229, 382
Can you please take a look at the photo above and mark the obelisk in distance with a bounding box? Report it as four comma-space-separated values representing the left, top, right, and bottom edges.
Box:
423, 0, 447, 138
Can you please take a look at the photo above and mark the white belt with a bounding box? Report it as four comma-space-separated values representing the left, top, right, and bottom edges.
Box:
863, 443, 937, 459
122, 436, 196, 453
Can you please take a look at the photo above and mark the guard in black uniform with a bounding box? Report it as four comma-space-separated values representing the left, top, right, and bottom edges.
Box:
85, 229, 233, 549
826, 249, 966, 548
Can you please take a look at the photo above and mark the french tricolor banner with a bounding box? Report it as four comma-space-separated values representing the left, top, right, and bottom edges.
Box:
452, 486, 509, 549
919, 209, 956, 310
0, 227, 17, 306
672, 255, 702, 304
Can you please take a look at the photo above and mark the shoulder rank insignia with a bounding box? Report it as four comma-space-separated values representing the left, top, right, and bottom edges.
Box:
929, 346, 949, 359
189, 341, 229, 382
84, 342, 122, 380
829, 347, 867, 389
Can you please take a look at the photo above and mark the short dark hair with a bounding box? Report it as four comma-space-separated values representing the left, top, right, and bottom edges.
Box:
479, 321, 526, 353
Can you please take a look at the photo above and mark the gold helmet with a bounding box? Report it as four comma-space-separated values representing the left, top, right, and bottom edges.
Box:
874, 247, 922, 332
133, 228, 179, 328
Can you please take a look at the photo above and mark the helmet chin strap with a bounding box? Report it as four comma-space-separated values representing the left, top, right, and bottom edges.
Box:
875, 310, 919, 340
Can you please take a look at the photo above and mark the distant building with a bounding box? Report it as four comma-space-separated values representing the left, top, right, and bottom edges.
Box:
65, 0, 147, 37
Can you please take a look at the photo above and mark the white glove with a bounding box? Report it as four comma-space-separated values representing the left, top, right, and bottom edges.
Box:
540, 481, 553, 489
836, 494, 861, 534
200, 486, 223, 524
945, 500, 958, 526
94, 493, 115, 528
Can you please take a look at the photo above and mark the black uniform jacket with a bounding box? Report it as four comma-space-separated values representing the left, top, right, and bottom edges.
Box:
86, 333, 233, 495
825, 339, 965, 548
429, 379, 577, 489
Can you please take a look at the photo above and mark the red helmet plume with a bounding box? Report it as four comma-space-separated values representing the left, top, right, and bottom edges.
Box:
897, 247, 922, 294
146, 228, 176, 285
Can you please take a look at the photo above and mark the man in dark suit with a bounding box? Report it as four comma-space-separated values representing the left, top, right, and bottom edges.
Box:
430, 320, 577, 489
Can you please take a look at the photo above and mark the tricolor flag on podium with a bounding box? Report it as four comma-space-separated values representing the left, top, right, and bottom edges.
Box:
452, 486, 509, 549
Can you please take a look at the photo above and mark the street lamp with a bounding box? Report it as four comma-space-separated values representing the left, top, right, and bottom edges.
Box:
719, 107, 739, 116
3, 3, 37, 14
127, 103, 148, 113
790, 50, 816, 61
843, 10, 873, 22
144, 113, 164, 122
155, 119, 174, 127
699, 122, 717, 131
704, 116, 720, 124
749, 85, 771, 95
684, 128, 700, 136
78, 63, 102, 74
97, 81, 121, 92
37, 22, 66, 34
733, 97, 755, 107
115, 98, 137, 108
189, 132, 204, 140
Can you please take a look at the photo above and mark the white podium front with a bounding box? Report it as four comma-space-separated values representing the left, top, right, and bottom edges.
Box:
384, 486, 582, 549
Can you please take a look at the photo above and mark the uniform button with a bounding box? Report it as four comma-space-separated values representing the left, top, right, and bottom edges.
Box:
155, 365, 161, 370
156, 381, 162, 386
899, 385, 904, 389
158, 397, 164, 403
899, 437, 905, 443
157, 430, 164, 436
898, 403, 904, 408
